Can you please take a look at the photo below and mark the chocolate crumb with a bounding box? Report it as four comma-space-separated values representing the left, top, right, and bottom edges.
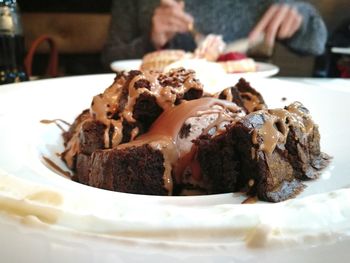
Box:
179, 123, 192, 139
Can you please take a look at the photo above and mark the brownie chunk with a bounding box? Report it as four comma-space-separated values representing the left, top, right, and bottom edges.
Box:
194, 102, 328, 202
229, 112, 305, 202
282, 102, 330, 180
195, 133, 241, 194
218, 78, 266, 113
88, 144, 170, 195
79, 120, 106, 154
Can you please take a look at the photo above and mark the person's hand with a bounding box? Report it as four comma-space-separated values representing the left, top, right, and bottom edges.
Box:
151, 0, 193, 49
249, 4, 303, 48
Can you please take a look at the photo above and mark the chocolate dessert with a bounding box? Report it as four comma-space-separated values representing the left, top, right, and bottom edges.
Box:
61, 69, 329, 202
62, 68, 203, 170
195, 103, 329, 202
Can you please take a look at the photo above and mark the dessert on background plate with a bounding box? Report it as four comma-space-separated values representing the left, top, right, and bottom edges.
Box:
217, 52, 257, 73
140, 49, 190, 72
193, 34, 226, 61
139, 34, 258, 74
112, 34, 278, 79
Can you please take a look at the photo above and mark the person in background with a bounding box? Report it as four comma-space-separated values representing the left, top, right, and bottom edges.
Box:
101, 0, 327, 67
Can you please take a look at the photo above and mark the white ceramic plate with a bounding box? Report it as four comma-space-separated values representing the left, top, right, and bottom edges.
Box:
0, 75, 349, 262
237, 61, 279, 78
110, 59, 279, 77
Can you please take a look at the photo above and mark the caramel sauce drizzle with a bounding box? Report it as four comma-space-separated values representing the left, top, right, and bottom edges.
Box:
61, 119, 86, 168
242, 196, 258, 204
144, 98, 241, 140
240, 92, 264, 112
220, 87, 233, 102
40, 118, 79, 169
199, 106, 243, 136
42, 156, 72, 179
251, 102, 315, 155
90, 76, 126, 148
40, 119, 70, 132
252, 114, 283, 155
40, 119, 74, 178
285, 101, 314, 134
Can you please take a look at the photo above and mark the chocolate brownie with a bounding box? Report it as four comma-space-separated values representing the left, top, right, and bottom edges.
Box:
61, 71, 330, 202
195, 102, 329, 202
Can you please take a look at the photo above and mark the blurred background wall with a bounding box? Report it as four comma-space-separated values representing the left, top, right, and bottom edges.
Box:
18, 0, 349, 77
18, 0, 112, 76
274, 0, 350, 77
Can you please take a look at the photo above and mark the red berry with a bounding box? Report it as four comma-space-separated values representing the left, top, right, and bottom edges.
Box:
217, 52, 247, 62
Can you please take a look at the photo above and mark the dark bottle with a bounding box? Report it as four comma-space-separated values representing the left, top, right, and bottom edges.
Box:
0, 0, 28, 84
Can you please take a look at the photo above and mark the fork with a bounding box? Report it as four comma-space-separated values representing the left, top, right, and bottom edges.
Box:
176, 0, 206, 46
188, 22, 206, 46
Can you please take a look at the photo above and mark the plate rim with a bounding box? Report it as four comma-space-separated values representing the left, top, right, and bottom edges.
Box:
110, 59, 279, 77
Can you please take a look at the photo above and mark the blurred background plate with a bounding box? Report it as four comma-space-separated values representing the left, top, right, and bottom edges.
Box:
243, 61, 279, 77
110, 59, 142, 72
110, 59, 279, 78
